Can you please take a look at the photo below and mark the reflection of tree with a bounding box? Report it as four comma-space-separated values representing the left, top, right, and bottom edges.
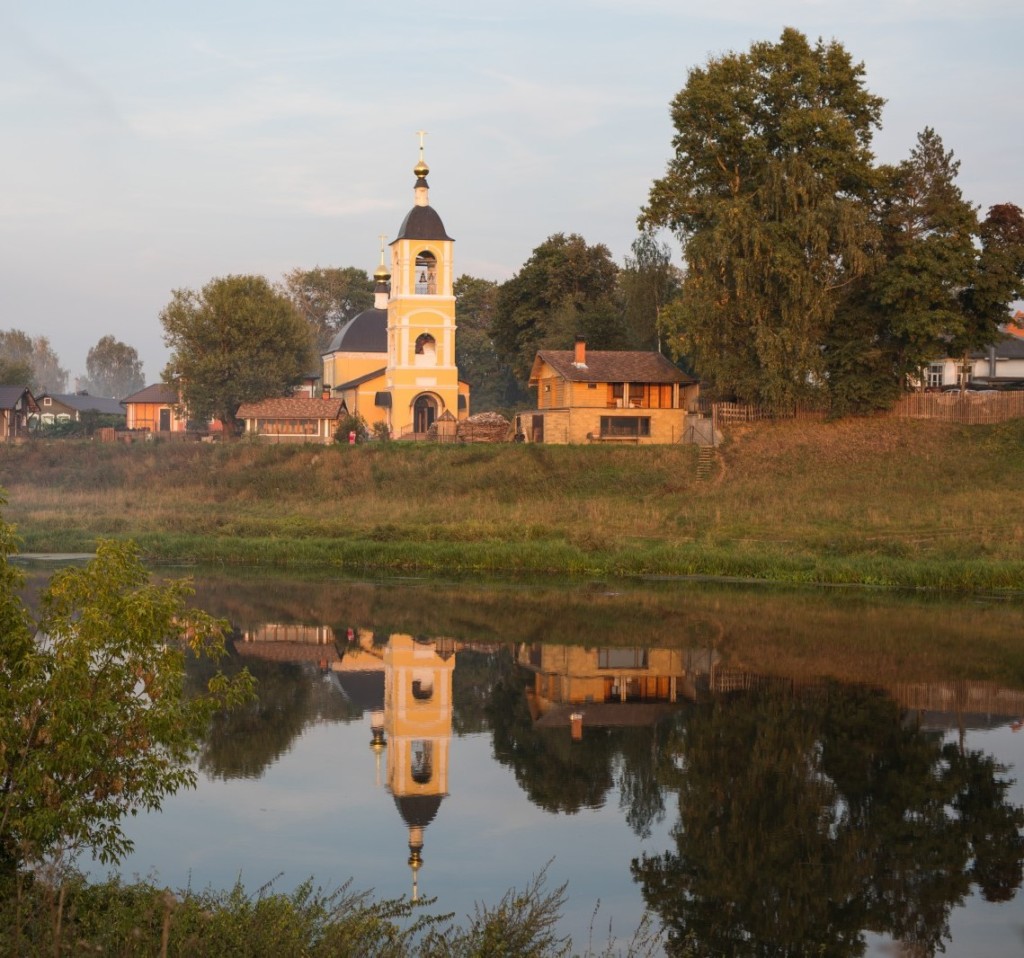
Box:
615, 724, 669, 840
451, 649, 502, 735
190, 655, 360, 780
634, 685, 1024, 957
486, 658, 669, 832
487, 661, 610, 812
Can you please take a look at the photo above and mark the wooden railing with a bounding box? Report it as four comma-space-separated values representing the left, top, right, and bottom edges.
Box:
891, 391, 1024, 424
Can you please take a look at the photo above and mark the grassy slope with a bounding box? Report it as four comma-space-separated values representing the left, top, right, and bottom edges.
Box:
2, 417, 1023, 591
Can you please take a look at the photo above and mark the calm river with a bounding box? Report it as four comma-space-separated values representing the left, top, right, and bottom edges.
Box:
90, 571, 1024, 956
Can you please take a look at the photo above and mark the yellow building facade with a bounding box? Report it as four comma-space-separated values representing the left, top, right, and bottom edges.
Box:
322, 143, 470, 437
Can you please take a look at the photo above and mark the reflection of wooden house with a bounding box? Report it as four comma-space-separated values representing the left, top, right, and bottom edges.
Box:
516, 644, 702, 732
525, 339, 699, 444
518, 644, 690, 710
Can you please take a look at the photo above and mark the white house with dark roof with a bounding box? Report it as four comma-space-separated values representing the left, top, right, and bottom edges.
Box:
922, 329, 1024, 390
34, 393, 126, 427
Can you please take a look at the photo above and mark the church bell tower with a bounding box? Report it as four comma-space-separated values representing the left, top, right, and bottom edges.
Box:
385, 134, 462, 436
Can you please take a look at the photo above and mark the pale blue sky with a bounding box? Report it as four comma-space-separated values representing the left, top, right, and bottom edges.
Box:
1, 0, 1021, 386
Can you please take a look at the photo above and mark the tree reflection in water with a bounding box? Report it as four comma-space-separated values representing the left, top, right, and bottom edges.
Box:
633, 683, 1024, 957
486, 650, 669, 838
193, 655, 361, 780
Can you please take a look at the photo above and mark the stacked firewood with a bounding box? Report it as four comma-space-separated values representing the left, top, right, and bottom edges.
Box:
456, 411, 512, 443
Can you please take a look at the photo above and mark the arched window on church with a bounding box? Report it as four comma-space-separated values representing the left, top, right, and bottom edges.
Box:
414, 333, 437, 366
415, 251, 437, 294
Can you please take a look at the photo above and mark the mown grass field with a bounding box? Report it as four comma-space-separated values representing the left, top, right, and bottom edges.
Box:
2, 416, 1023, 592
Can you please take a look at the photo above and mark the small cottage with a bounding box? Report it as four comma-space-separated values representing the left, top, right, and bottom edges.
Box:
236, 396, 347, 444
121, 383, 186, 433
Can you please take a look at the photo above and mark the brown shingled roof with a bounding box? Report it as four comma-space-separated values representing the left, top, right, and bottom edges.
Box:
122, 383, 179, 405
235, 397, 346, 420
530, 350, 695, 385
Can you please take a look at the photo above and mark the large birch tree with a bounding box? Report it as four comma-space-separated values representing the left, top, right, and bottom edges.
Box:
643, 29, 884, 410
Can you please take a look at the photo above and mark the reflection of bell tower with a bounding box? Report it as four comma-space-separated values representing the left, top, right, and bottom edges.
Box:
383, 633, 456, 901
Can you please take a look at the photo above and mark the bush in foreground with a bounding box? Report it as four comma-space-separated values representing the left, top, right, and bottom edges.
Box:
0, 867, 660, 958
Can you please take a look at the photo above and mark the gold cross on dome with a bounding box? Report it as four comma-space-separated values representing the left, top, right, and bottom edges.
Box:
378, 234, 387, 264
416, 130, 427, 159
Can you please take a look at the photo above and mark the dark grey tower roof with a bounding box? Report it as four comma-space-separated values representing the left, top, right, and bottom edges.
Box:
323, 307, 388, 355
394, 794, 443, 829
394, 205, 453, 242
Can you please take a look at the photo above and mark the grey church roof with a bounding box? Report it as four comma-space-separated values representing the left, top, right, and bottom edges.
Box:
394, 205, 453, 242
323, 307, 388, 355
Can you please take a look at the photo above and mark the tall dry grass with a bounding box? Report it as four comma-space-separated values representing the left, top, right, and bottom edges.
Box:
2, 418, 1023, 590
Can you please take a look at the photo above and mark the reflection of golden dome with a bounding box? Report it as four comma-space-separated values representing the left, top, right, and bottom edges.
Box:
373, 262, 391, 283
414, 158, 429, 179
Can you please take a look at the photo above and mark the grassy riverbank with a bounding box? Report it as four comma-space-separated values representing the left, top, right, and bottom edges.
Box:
2, 417, 1023, 591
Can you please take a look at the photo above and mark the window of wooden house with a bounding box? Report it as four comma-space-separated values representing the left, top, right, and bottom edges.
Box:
926, 363, 944, 389
628, 383, 647, 407
599, 416, 651, 438
598, 648, 649, 669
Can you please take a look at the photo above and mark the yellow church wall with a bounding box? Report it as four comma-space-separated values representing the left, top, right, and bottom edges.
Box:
323, 351, 384, 391
336, 379, 392, 434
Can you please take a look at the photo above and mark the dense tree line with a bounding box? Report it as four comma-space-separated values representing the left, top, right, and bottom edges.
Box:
643, 29, 1024, 412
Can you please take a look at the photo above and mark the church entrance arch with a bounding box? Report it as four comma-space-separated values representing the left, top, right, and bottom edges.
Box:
413, 394, 439, 434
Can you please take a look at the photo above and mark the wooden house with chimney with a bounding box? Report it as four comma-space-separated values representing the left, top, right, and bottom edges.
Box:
525, 338, 699, 444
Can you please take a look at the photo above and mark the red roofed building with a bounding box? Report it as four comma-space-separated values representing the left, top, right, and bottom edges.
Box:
235, 396, 347, 444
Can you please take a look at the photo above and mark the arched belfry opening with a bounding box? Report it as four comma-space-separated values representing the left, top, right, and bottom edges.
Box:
414, 333, 437, 366
415, 251, 437, 294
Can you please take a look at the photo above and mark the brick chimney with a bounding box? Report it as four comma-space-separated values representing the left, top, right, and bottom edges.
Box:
573, 337, 586, 366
